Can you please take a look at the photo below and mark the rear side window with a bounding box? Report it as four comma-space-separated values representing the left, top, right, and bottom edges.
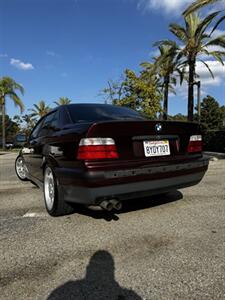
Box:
67, 105, 145, 123
30, 120, 44, 140
51, 110, 60, 129
38, 111, 58, 137
42, 112, 57, 127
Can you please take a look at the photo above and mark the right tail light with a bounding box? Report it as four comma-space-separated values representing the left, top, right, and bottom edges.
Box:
188, 135, 202, 153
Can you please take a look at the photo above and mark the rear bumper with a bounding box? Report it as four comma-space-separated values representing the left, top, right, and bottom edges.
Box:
56, 156, 209, 205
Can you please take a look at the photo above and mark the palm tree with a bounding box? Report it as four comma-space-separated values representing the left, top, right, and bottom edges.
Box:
29, 100, 51, 118
143, 43, 185, 120
54, 97, 71, 106
166, 12, 225, 121
183, 0, 221, 16
0, 77, 24, 150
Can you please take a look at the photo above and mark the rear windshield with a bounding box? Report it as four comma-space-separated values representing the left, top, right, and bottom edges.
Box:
67, 104, 145, 123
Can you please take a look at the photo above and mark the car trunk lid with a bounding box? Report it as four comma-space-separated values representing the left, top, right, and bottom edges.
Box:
85, 120, 201, 162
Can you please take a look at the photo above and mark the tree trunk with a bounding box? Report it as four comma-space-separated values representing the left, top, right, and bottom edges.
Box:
1, 98, 6, 150
163, 76, 170, 120
188, 58, 196, 122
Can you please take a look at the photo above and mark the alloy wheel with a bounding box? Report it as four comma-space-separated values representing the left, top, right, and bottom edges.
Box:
16, 157, 28, 180
44, 167, 55, 211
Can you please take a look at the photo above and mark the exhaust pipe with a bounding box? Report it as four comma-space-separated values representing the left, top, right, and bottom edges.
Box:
109, 199, 122, 211
99, 200, 113, 211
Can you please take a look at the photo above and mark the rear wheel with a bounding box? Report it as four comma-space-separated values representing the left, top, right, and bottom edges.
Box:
15, 156, 29, 181
43, 166, 74, 216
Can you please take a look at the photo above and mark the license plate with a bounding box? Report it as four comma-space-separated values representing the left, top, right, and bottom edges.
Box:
143, 140, 170, 157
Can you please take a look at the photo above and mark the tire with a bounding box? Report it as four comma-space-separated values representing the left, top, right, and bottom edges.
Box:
15, 156, 29, 181
43, 166, 74, 217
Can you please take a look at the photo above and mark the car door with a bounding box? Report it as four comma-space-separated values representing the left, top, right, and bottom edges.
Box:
26, 111, 58, 181
22, 118, 44, 176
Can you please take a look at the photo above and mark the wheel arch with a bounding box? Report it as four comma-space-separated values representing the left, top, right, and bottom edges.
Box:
41, 155, 59, 175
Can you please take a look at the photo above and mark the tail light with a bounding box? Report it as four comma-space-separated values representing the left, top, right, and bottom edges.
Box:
188, 135, 202, 153
77, 137, 118, 160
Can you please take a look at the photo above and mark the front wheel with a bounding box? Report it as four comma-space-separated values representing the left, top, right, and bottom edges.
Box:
43, 166, 74, 217
15, 156, 29, 181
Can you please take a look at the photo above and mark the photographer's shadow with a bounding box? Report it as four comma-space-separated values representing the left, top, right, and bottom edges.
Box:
47, 250, 142, 300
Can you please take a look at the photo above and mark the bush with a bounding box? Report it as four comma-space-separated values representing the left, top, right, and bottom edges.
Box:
203, 130, 225, 153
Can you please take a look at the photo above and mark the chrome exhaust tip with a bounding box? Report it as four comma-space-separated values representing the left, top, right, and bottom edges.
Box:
109, 199, 122, 211
99, 200, 113, 211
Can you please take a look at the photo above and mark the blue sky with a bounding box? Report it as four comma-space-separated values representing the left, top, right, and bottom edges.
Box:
1, 0, 225, 118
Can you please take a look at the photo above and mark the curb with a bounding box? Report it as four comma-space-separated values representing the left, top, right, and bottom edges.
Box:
203, 151, 225, 160
0, 152, 8, 155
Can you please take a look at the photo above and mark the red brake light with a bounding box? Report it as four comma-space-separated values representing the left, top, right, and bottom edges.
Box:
77, 138, 118, 160
188, 135, 202, 153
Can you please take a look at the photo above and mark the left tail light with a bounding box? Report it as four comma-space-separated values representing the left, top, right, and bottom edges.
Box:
188, 135, 202, 153
77, 137, 119, 160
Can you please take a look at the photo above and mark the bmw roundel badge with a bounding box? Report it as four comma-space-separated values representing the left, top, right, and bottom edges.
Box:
155, 123, 162, 133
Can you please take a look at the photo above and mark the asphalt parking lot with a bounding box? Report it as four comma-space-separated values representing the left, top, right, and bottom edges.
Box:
0, 152, 225, 300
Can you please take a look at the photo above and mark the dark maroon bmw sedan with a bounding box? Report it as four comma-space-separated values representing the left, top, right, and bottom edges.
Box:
15, 104, 209, 216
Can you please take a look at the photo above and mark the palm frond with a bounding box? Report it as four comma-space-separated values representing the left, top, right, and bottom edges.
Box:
153, 40, 175, 48
200, 48, 210, 57
210, 15, 225, 36
208, 50, 225, 64
14, 82, 25, 95
195, 11, 220, 39
176, 68, 185, 85
28, 100, 50, 117
183, 0, 219, 16
0, 77, 25, 113
8, 92, 25, 113
54, 97, 72, 105
185, 13, 200, 40
205, 35, 225, 48
169, 24, 187, 42
199, 59, 215, 78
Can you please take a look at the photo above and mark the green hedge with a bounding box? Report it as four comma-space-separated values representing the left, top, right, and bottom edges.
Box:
203, 130, 225, 153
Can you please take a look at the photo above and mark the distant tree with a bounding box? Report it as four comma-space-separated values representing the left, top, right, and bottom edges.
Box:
101, 68, 162, 118
29, 100, 51, 118
220, 105, 225, 127
168, 113, 187, 122
100, 80, 125, 105
13, 114, 37, 136
143, 42, 185, 120
0, 77, 24, 149
0, 115, 20, 141
166, 12, 225, 121
116, 69, 162, 118
200, 95, 223, 130
54, 97, 72, 106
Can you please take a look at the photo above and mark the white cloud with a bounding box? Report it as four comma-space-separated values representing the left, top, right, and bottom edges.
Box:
0, 53, 8, 58
137, 0, 193, 14
211, 28, 225, 38
137, 0, 225, 15
196, 60, 225, 86
208, 2, 225, 14
172, 60, 225, 100
46, 50, 60, 57
10, 58, 34, 71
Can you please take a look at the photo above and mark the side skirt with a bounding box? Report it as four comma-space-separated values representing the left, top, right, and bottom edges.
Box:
27, 174, 43, 189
